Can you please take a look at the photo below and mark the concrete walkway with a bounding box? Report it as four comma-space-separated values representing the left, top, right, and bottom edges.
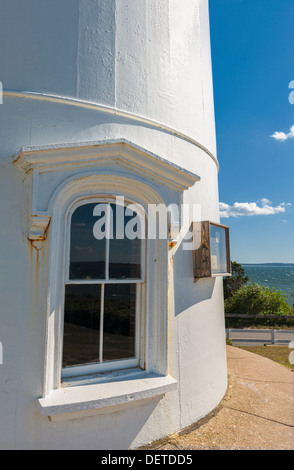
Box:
141, 346, 294, 450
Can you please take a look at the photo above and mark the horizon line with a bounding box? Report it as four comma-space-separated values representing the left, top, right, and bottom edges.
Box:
239, 262, 294, 265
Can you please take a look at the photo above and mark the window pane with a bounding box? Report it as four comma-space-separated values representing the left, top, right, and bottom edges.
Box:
210, 225, 227, 274
63, 284, 101, 368
69, 203, 106, 279
103, 284, 136, 362
109, 204, 141, 279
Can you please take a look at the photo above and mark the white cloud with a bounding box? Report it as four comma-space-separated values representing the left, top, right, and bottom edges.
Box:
219, 199, 291, 218
260, 197, 271, 205
271, 125, 294, 142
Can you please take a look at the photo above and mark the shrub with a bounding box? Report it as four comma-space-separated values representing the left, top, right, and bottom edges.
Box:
224, 283, 293, 316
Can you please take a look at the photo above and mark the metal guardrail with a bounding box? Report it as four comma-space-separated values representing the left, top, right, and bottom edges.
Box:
225, 314, 294, 320
226, 328, 294, 345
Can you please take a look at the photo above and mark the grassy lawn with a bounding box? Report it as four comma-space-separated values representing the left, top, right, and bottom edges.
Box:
238, 345, 293, 370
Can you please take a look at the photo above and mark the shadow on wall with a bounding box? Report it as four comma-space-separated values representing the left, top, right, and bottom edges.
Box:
35, 395, 167, 450
173, 242, 217, 316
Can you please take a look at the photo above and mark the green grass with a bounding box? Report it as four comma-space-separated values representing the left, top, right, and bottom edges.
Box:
238, 345, 293, 370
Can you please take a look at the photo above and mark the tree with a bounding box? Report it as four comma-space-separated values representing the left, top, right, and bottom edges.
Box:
224, 283, 293, 316
223, 261, 249, 300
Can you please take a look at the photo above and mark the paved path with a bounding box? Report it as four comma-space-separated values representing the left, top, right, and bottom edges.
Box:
141, 346, 294, 450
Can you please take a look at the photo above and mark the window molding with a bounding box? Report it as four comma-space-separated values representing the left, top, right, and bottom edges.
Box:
39, 176, 182, 420
28, 214, 51, 240
14, 140, 200, 416
14, 139, 200, 247
38, 371, 178, 418
14, 138, 200, 194
43, 177, 168, 396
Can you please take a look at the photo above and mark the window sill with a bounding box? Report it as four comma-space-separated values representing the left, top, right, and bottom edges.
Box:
37, 371, 177, 417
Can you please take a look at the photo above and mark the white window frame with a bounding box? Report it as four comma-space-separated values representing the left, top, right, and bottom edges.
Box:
61, 196, 146, 380
41, 173, 172, 403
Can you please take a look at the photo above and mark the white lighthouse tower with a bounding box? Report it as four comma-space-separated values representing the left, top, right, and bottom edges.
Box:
0, 0, 228, 449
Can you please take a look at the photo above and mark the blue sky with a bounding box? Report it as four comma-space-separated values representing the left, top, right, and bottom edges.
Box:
209, 0, 294, 263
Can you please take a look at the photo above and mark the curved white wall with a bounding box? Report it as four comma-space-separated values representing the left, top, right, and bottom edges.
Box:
1, 0, 216, 153
0, 0, 227, 449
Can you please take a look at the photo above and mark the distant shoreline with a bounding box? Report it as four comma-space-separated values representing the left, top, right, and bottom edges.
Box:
241, 263, 294, 266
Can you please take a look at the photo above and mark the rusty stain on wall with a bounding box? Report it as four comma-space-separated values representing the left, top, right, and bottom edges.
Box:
28, 238, 44, 316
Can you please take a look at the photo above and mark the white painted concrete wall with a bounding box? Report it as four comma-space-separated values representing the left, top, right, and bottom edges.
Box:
0, 0, 227, 449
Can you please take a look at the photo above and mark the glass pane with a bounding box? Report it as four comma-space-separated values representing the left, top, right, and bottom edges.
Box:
109, 204, 141, 279
210, 224, 228, 274
63, 284, 101, 368
69, 203, 106, 280
103, 284, 136, 362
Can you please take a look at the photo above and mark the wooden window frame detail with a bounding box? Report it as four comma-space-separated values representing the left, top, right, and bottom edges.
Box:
193, 221, 231, 281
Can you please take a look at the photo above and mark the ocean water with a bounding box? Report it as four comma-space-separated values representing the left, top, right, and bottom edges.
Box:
241, 264, 294, 307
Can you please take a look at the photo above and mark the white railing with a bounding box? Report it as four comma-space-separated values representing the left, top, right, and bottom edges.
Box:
226, 328, 294, 345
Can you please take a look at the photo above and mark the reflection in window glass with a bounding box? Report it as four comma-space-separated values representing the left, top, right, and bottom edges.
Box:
210, 224, 227, 274
69, 202, 142, 280
63, 284, 101, 368
69, 203, 106, 280
109, 204, 141, 279
103, 284, 136, 361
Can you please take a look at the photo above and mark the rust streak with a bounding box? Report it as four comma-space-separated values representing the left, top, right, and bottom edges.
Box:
28, 239, 43, 309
